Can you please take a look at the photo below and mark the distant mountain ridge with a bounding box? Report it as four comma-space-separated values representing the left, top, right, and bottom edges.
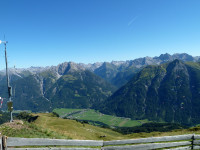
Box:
2, 53, 200, 72
1, 53, 199, 87
0, 53, 199, 113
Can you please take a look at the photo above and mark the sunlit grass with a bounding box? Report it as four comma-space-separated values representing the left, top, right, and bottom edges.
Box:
1, 113, 200, 141
53, 108, 146, 127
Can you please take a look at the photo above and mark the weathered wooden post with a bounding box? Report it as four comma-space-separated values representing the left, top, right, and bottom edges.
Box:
0, 136, 2, 150
2, 136, 7, 150
191, 134, 195, 150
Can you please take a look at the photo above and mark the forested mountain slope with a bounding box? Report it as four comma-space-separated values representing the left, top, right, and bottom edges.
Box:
101, 60, 200, 125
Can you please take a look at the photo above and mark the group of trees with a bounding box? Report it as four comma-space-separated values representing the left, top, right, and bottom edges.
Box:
115, 122, 187, 134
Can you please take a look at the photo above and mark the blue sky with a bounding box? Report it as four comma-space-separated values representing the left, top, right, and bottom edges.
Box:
0, 0, 200, 70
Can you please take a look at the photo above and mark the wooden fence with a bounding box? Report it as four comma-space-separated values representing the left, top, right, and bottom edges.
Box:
1, 134, 200, 150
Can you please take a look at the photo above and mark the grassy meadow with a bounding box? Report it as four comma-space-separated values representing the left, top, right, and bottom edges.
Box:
1, 113, 200, 141
53, 108, 149, 127
29, 113, 200, 140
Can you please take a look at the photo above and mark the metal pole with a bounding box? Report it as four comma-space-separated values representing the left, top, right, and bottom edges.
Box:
4, 42, 13, 122
5, 43, 9, 94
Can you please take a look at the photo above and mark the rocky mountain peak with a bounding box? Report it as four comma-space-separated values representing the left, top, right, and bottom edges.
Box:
173, 53, 194, 61
111, 61, 126, 66
55, 62, 86, 75
143, 56, 154, 65
159, 53, 171, 60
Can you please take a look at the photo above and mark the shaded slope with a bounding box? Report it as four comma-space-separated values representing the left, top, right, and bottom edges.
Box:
8, 70, 115, 112
46, 70, 116, 109
11, 74, 52, 112
101, 60, 200, 125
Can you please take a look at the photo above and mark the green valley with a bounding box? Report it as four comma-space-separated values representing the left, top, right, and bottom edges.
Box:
53, 108, 149, 128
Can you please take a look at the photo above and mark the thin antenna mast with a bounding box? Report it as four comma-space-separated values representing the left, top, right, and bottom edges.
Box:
5, 42, 10, 92
0, 39, 13, 122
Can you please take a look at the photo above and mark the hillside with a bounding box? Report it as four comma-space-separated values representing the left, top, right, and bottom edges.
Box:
101, 60, 200, 125
46, 70, 116, 109
1, 113, 200, 141
1, 70, 115, 111
0, 113, 130, 140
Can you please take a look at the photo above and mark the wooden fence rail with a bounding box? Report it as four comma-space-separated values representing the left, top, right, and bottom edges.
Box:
1, 134, 200, 150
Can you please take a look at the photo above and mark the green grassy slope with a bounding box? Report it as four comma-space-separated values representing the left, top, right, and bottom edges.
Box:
1, 113, 200, 141
31, 113, 200, 140
53, 108, 149, 127
32, 113, 126, 140
0, 120, 68, 139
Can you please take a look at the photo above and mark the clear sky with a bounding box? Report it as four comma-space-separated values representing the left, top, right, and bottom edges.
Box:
0, 0, 200, 70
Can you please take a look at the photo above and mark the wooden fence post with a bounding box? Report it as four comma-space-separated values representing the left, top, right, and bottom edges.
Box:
2, 136, 7, 150
191, 134, 195, 150
0, 137, 1, 150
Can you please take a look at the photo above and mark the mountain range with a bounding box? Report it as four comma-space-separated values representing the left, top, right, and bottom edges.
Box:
0, 53, 200, 125
1, 53, 200, 87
